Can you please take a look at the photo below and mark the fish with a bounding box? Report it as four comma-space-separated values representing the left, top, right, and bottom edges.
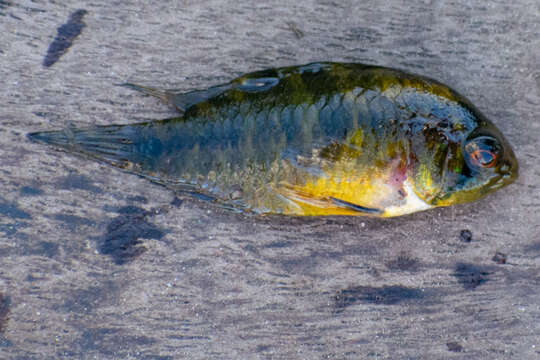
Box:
28, 62, 518, 217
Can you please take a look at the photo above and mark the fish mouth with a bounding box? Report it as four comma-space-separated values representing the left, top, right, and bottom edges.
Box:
489, 160, 518, 190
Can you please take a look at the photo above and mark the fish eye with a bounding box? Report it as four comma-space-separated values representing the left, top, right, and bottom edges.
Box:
470, 149, 496, 168
465, 136, 501, 169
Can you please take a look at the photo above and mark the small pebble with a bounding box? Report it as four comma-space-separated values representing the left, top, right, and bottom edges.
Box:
492, 251, 507, 264
460, 229, 472, 242
447, 341, 463, 352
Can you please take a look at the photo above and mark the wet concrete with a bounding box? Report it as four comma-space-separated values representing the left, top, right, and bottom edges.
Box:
1, 0, 539, 359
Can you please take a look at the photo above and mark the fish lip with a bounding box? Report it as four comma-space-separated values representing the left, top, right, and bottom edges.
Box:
490, 165, 518, 190
497, 159, 519, 183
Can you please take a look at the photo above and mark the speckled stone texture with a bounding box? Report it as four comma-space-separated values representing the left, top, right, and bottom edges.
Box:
0, 0, 539, 359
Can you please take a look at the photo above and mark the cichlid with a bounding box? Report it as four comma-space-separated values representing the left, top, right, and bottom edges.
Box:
29, 62, 518, 217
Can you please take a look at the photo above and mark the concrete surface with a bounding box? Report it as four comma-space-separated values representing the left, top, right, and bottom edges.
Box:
1, 0, 539, 359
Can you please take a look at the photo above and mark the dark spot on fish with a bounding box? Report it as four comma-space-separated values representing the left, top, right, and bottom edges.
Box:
492, 251, 507, 264
0, 293, 10, 334
229, 188, 243, 200
0, 200, 31, 220
453, 263, 492, 290
43, 9, 88, 67
53, 213, 95, 231
447, 341, 464, 352
386, 252, 420, 272
19, 186, 43, 196
334, 285, 424, 311
460, 229, 472, 242
98, 206, 165, 265
58, 173, 102, 193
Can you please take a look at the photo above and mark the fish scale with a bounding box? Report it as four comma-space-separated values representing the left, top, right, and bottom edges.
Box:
28, 62, 518, 217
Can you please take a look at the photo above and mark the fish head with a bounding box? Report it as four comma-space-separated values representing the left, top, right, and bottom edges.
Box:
414, 117, 518, 207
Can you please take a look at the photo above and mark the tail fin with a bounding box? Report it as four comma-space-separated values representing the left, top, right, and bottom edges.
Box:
28, 125, 148, 169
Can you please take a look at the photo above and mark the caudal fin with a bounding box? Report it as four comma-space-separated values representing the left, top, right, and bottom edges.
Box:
28, 125, 147, 169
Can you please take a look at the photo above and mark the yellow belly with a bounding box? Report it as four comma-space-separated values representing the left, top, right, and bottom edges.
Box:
273, 167, 433, 217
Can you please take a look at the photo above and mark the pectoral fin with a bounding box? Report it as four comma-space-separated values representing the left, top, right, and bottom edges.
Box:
329, 197, 383, 215
277, 186, 382, 216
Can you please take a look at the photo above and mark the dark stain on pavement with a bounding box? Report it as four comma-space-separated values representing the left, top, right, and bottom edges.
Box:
19, 186, 43, 197
43, 9, 88, 67
58, 173, 103, 193
385, 251, 420, 272
446, 341, 464, 352
127, 195, 148, 204
58, 282, 117, 314
0, 222, 28, 238
0, 200, 31, 220
53, 213, 96, 231
0, 293, 10, 348
452, 263, 493, 290
0, 293, 10, 334
77, 327, 157, 356
524, 241, 540, 254
264, 240, 293, 249
334, 285, 425, 311
98, 206, 166, 265
0, 1, 11, 17
27, 241, 59, 258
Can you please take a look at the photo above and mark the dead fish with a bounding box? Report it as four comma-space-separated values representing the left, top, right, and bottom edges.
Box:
28, 62, 518, 217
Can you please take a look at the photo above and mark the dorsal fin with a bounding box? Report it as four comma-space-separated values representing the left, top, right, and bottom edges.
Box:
120, 72, 282, 114
119, 82, 232, 113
